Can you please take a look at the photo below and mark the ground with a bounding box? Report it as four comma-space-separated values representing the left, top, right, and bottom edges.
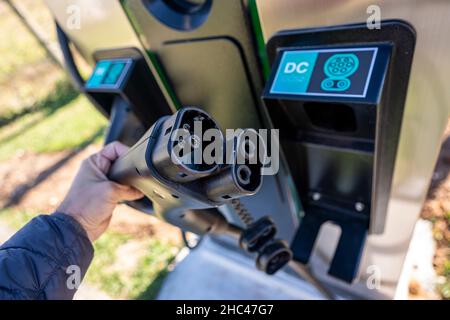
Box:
0, 0, 181, 300
412, 123, 450, 299
0, 0, 448, 300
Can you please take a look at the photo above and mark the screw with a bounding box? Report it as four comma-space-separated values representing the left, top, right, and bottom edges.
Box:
355, 202, 365, 212
312, 192, 321, 201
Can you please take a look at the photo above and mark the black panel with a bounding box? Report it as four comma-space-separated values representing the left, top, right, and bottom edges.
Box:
263, 20, 416, 282
122, 0, 266, 129
91, 48, 173, 129
158, 37, 260, 129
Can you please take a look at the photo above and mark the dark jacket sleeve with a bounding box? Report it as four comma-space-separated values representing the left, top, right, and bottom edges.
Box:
0, 213, 94, 300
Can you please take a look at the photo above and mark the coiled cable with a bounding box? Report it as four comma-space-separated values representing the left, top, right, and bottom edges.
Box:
231, 198, 334, 299
231, 199, 254, 226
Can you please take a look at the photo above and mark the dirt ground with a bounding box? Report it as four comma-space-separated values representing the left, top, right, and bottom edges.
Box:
0, 145, 181, 243
413, 121, 450, 299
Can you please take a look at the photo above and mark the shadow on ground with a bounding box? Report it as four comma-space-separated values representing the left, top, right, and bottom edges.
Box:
0, 79, 79, 147
0, 79, 79, 128
1, 127, 103, 209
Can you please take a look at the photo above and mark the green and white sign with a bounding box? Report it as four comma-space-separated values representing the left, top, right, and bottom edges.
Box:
270, 47, 378, 98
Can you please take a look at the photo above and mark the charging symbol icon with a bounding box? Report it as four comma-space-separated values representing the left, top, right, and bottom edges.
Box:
321, 54, 359, 92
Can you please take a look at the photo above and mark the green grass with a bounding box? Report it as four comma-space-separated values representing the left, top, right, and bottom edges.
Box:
0, 210, 180, 300
86, 233, 179, 299
445, 211, 450, 225
0, 2, 106, 159
0, 208, 39, 229
0, 3, 48, 82
0, 79, 107, 161
84, 231, 133, 297
129, 239, 178, 300
439, 269, 450, 300
0, 1, 179, 300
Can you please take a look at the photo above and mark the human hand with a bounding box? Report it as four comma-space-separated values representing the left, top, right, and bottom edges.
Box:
58, 142, 143, 241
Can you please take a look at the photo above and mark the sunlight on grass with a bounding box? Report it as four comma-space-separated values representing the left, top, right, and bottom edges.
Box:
86, 232, 179, 299
439, 260, 450, 299
85, 231, 132, 297
0, 91, 107, 161
130, 240, 179, 300
0, 2, 48, 83
0, 208, 39, 230
0, 1, 62, 114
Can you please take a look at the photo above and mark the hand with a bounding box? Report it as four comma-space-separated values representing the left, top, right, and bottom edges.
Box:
58, 142, 143, 241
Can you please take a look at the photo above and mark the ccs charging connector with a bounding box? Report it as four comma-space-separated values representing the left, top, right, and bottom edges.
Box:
108, 107, 292, 275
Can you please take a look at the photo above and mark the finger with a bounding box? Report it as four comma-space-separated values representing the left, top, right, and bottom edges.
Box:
100, 142, 130, 161
112, 183, 144, 202
94, 153, 111, 174
119, 187, 144, 202
93, 142, 130, 174
80, 156, 108, 179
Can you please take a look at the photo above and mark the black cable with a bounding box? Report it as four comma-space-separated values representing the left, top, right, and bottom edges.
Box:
231, 199, 334, 299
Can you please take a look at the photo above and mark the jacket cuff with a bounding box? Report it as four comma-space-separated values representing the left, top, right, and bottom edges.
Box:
50, 212, 94, 275
51, 212, 91, 243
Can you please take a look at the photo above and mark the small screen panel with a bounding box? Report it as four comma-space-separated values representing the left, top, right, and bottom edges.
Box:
86, 59, 132, 89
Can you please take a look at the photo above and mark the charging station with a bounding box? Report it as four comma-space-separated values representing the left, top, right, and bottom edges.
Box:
44, 0, 450, 299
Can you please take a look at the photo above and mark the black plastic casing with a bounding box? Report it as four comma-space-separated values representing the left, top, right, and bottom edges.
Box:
109, 107, 263, 233
262, 20, 416, 282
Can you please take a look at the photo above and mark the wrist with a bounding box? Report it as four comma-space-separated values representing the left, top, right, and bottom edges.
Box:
52, 212, 93, 242
55, 202, 95, 241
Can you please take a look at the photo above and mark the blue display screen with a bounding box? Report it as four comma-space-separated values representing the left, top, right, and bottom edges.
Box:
86, 59, 132, 89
